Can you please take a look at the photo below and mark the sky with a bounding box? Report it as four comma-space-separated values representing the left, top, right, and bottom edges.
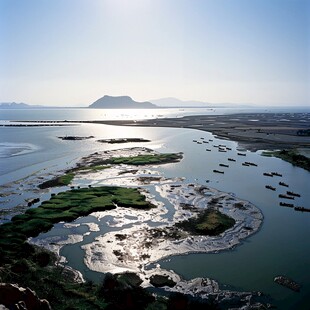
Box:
0, 0, 309, 107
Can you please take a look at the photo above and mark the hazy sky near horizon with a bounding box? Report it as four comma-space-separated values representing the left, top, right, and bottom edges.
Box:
0, 0, 309, 106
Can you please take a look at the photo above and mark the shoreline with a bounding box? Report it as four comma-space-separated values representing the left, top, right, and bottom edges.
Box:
83, 112, 310, 151
3, 112, 310, 151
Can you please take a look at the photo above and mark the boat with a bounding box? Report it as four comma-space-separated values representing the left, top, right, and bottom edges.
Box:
226, 147, 232, 151
219, 164, 229, 168
266, 185, 276, 191
228, 158, 236, 162
279, 194, 294, 200
279, 182, 289, 187
280, 202, 294, 208
213, 170, 224, 174
218, 148, 227, 152
263, 172, 273, 177
294, 206, 310, 212
237, 153, 246, 156
242, 163, 250, 166
206, 149, 211, 151
287, 191, 300, 197
203, 141, 209, 143
245, 162, 258, 167
271, 172, 282, 177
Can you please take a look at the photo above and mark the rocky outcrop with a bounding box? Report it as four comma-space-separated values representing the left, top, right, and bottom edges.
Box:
0, 283, 51, 310
274, 276, 301, 292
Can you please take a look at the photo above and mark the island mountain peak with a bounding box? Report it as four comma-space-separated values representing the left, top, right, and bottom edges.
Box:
89, 95, 156, 109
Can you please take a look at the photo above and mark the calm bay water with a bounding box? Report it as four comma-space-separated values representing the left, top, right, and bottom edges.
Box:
1, 108, 310, 309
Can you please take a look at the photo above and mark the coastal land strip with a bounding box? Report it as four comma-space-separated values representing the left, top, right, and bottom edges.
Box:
4, 112, 310, 151
86, 112, 310, 151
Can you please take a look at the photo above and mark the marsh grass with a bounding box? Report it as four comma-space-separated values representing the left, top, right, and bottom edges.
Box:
176, 208, 235, 236
262, 149, 310, 171
0, 187, 154, 261
104, 153, 182, 166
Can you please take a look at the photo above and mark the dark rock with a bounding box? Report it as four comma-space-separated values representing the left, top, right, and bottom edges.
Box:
150, 274, 176, 288
0, 283, 52, 310
274, 276, 301, 292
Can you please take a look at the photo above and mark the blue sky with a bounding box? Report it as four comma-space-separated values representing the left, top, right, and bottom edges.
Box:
0, 0, 309, 106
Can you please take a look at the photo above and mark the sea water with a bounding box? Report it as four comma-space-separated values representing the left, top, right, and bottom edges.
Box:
1, 108, 309, 309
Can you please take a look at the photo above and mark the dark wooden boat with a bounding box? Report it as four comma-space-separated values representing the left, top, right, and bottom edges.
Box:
287, 191, 301, 197
228, 158, 236, 162
266, 185, 276, 191
279, 194, 294, 200
263, 172, 273, 177
294, 206, 310, 212
271, 172, 282, 177
280, 202, 294, 208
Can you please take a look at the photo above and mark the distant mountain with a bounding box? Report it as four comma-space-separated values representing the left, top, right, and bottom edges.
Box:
149, 97, 251, 108
89, 95, 156, 109
149, 97, 213, 107
0, 102, 42, 109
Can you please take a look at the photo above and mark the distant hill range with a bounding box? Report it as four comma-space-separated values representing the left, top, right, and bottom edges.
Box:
89, 95, 156, 109
149, 97, 247, 108
0, 102, 42, 109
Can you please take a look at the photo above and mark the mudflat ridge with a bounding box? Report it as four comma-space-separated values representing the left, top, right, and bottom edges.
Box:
91, 112, 310, 151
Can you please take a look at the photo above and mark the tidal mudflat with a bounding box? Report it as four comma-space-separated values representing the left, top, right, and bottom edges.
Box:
1, 116, 309, 309
26, 147, 265, 308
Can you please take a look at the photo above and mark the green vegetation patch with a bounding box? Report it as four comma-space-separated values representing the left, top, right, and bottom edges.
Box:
38, 152, 182, 189
104, 153, 182, 166
0, 186, 154, 260
77, 165, 110, 172
39, 172, 75, 189
176, 208, 235, 236
262, 149, 310, 172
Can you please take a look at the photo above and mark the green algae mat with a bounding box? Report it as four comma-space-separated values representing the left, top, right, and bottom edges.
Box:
0, 186, 154, 260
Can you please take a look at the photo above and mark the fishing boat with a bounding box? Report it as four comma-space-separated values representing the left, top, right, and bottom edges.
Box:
263, 172, 273, 177
279, 182, 289, 187
287, 191, 301, 197
280, 202, 294, 208
219, 164, 229, 168
271, 172, 282, 177
294, 206, 310, 212
213, 170, 224, 174
266, 185, 276, 191
228, 158, 236, 162
279, 194, 294, 200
